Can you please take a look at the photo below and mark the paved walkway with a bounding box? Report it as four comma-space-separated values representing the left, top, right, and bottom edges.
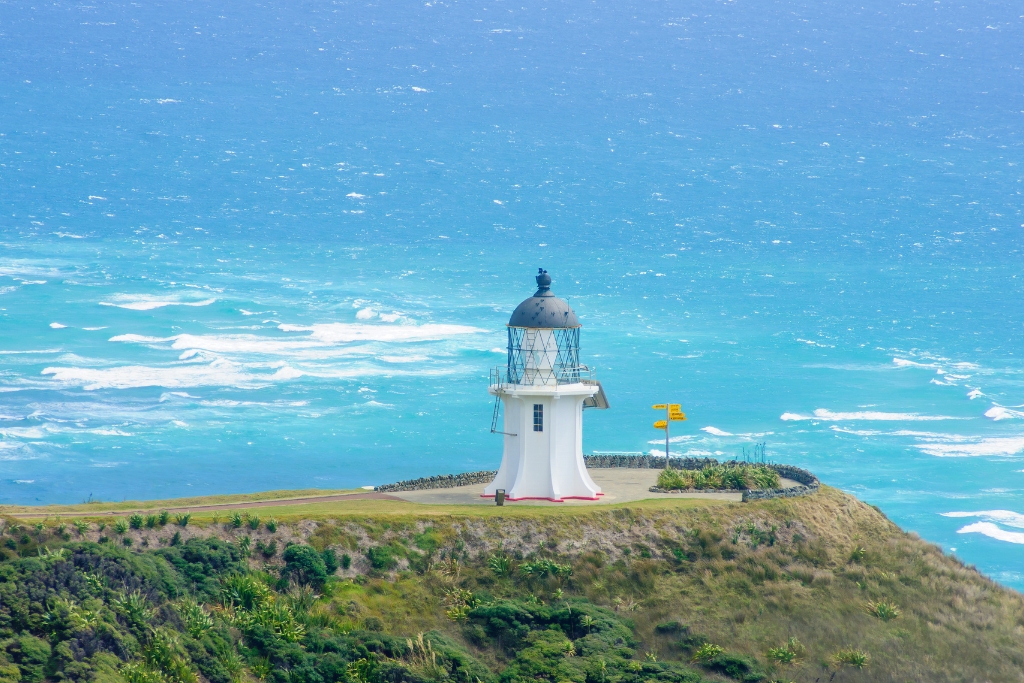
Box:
391, 469, 751, 506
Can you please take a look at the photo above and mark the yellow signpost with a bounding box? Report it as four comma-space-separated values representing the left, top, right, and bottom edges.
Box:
653, 403, 687, 461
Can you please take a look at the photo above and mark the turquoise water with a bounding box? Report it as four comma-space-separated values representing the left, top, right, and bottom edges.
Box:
2, 0, 1024, 588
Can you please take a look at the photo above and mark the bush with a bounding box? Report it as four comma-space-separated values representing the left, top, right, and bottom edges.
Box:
282, 544, 329, 586
832, 649, 870, 669
366, 546, 398, 572
247, 513, 260, 531
341, 553, 352, 570
867, 599, 901, 621
114, 519, 129, 534
322, 548, 339, 575
265, 517, 278, 533
129, 514, 144, 530
145, 515, 158, 529
158, 510, 170, 526
175, 513, 191, 527
657, 464, 780, 491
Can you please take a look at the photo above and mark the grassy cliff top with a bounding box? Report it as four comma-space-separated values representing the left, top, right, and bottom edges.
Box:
1, 487, 1022, 683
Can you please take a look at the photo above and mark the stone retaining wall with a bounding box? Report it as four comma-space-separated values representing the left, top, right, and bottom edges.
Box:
375, 470, 496, 493
583, 455, 719, 470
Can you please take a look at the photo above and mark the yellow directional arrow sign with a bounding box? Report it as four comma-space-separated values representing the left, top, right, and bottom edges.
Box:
652, 402, 687, 459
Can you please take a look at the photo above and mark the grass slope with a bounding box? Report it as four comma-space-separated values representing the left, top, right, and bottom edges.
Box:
1, 487, 1022, 683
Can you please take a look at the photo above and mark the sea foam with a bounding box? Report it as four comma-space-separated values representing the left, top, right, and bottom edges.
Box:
781, 408, 960, 422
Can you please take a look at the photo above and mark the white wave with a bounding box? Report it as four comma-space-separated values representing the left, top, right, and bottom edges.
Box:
701, 426, 733, 436
83, 327, 107, 331
100, 294, 216, 310
986, 406, 1024, 421
955, 522, 1024, 544
356, 308, 377, 320
41, 360, 287, 390
346, 192, 366, 199
159, 391, 199, 401
378, 354, 430, 364
917, 437, 1024, 458
50, 322, 67, 329
781, 408, 960, 422
91, 429, 133, 436
278, 322, 484, 343
893, 357, 937, 368
968, 388, 984, 400
363, 400, 393, 408
0, 426, 46, 438
14, 479, 35, 484
379, 313, 402, 323
941, 510, 1024, 528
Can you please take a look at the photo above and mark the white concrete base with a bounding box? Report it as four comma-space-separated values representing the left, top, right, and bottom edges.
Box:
483, 382, 602, 502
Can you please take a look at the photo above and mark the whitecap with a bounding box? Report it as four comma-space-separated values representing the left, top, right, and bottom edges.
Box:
941, 510, 1024, 528
986, 406, 1024, 421
83, 327, 107, 331
278, 322, 484, 343
379, 313, 402, 323
13, 479, 35, 484
41, 360, 279, 390
346, 192, 366, 199
893, 357, 937, 368
378, 354, 430, 364
356, 307, 377, 320
781, 408, 960, 422
49, 322, 67, 329
955, 522, 1024, 544
701, 426, 733, 436
917, 437, 1024, 458
968, 388, 984, 400
100, 294, 216, 310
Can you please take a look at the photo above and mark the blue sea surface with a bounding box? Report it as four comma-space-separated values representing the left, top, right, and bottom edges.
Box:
2, 1, 1024, 587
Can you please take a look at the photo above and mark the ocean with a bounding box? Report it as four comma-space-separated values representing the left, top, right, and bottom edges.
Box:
2, 0, 1023, 588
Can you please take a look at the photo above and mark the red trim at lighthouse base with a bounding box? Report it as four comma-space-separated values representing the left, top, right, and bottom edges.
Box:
480, 492, 604, 503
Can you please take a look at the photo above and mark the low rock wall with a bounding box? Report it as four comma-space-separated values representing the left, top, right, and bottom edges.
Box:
375, 470, 496, 493
583, 455, 719, 470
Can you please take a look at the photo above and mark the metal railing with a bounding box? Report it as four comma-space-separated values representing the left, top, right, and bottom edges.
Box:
489, 364, 595, 389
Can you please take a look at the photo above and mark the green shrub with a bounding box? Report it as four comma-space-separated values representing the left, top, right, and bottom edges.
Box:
322, 548, 339, 574
367, 546, 398, 572
247, 513, 260, 530
341, 553, 352, 570
175, 513, 191, 527
265, 517, 278, 533
690, 643, 723, 663
129, 514, 144, 530
158, 510, 170, 526
657, 464, 780, 491
229, 512, 243, 529
867, 600, 901, 621
145, 514, 158, 529
282, 544, 329, 586
831, 648, 870, 669
114, 519, 129, 535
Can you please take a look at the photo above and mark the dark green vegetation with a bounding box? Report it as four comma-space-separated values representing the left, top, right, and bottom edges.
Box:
656, 465, 779, 491
2, 487, 1024, 683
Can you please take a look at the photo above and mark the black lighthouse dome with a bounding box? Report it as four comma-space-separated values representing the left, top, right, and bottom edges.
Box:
507, 269, 580, 329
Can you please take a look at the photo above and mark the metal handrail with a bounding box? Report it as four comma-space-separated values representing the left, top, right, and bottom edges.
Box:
490, 365, 595, 388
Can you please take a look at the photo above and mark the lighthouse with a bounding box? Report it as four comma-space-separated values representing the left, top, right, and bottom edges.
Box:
484, 269, 609, 502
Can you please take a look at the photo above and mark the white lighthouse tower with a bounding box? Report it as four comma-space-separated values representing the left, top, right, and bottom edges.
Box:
484, 269, 609, 502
